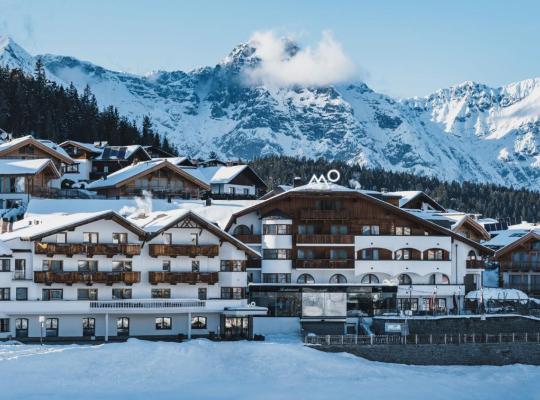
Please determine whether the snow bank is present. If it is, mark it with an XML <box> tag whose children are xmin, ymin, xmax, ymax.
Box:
<box><xmin>0</xmin><ymin>339</ymin><xmax>538</xmax><ymax>399</ymax></box>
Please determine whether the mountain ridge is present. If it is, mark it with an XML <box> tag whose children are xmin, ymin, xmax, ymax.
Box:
<box><xmin>0</xmin><ymin>35</ymin><xmax>539</xmax><ymax>189</ymax></box>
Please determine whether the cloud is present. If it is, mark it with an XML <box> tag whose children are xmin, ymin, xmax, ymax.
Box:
<box><xmin>245</xmin><ymin>30</ymin><xmax>356</xmax><ymax>87</ymax></box>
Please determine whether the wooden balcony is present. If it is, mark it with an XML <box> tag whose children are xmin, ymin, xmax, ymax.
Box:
<box><xmin>499</xmin><ymin>261</ymin><xmax>540</xmax><ymax>272</ymax></box>
<box><xmin>34</xmin><ymin>271</ymin><xmax>141</xmax><ymax>285</ymax></box>
<box><xmin>148</xmin><ymin>271</ymin><xmax>219</xmax><ymax>285</ymax></box>
<box><xmin>295</xmin><ymin>259</ymin><xmax>355</xmax><ymax>269</ymax></box>
<box><xmin>466</xmin><ymin>259</ymin><xmax>487</xmax><ymax>269</ymax></box>
<box><xmin>233</xmin><ymin>234</ymin><xmax>262</xmax><ymax>243</ymax></box>
<box><xmin>148</xmin><ymin>244</ymin><xmax>219</xmax><ymax>258</ymax></box>
<box><xmin>296</xmin><ymin>234</ymin><xmax>354</xmax><ymax>244</ymax></box>
<box><xmin>34</xmin><ymin>242</ymin><xmax>141</xmax><ymax>257</ymax></box>
<box><xmin>300</xmin><ymin>209</ymin><xmax>350</xmax><ymax>220</ymax></box>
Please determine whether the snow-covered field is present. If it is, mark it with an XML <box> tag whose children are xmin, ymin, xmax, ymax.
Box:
<box><xmin>0</xmin><ymin>338</ymin><xmax>538</xmax><ymax>400</ymax></box>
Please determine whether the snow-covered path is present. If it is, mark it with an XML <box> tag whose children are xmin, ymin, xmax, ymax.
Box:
<box><xmin>0</xmin><ymin>339</ymin><xmax>538</xmax><ymax>399</ymax></box>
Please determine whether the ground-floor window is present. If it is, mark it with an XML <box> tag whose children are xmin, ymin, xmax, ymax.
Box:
<box><xmin>82</xmin><ymin>318</ymin><xmax>95</xmax><ymax>336</ymax></box>
<box><xmin>151</xmin><ymin>288</ymin><xmax>171</xmax><ymax>299</ymax></box>
<box><xmin>223</xmin><ymin>317</ymin><xmax>249</xmax><ymax>339</ymax></box>
<box><xmin>397</xmin><ymin>298</ymin><xmax>419</xmax><ymax>312</ymax></box>
<box><xmin>45</xmin><ymin>318</ymin><xmax>58</xmax><ymax>337</ymax></box>
<box><xmin>0</xmin><ymin>318</ymin><xmax>9</xmax><ymax>332</ymax></box>
<box><xmin>155</xmin><ymin>317</ymin><xmax>172</xmax><ymax>330</ymax></box>
<box><xmin>15</xmin><ymin>318</ymin><xmax>28</xmax><ymax>337</ymax></box>
<box><xmin>117</xmin><ymin>317</ymin><xmax>129</xmax><ymax>336</ymax></box>
<box><xmin>191</xmin><ymin>316</ymin><xmax>207</xmax><ymax>329</ymax></box>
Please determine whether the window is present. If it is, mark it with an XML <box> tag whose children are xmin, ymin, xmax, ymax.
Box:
<box><xmin>426</xmin><ymin>249</ymin><xmax>444</xmax><ymax>261</ymax></box>
<box><xmin>163</xmin><ymin>233</ymin><xmax>172</xmax><ymax>245</ymax></box>
<box><xmin>262</xmin><ymin>273</ymin><xmax>291</xmax><ymax>283</ymax></box>
<box><xmin>112</xmin><ymin>260</ymin><xmax>132</xmax><ymax>272</ymax></box>
<box><xmin>361</xmin><ymin>225</ymin><xmax>380</xmax><ymax>235</ymax></box>
<box><xmin>56</xmin><ymin>232</ymin><xmax>67</xmax><ymax>243</ymax></box>
<box><xmin>297</xmin><ymin>248</ymin><xmax>314</xmax><ymax>260</ymax></box>
<box><xmin>220</xmin><ymin>260</ymin><xmax>245</xmax><ymax>272</ymax></box>
<box><xmin>330</xmin><ymin>249</ymin><xmax>348</xmax><ymax>260</ymax></box>
<box><xmin>162</xmin><ymin>260</ymin><xmax>171</xmax><ymax>272</ymax></box>
<box><xmin>297</xmin><ymin>274</ymin><xmax>315</xmax><ymax>284</ymax></box>
<box><xmin>233</xmin><ymin>225</ymin><xmax>251</xmax><ymax>235</ymax></box>
<box><xmin>78</xmin><ymin>260</ymin><xmax>98</xmax><ymax>272</ymax></box>
<box><xmin>117</xmin><ymin>317</ymin><xmax>129</xmax><ymax>336</ymax></box>
<box><xmin>0</xmin><ymin>259</ymin><xmax>10</xmax><ymax>272</ymax></box>
<box><xmin>45</xmin><ymin>318</ymin><xmax>58</xmax><ymax>337</ymax></box>
<box><xmin>440</xmin><ymin>274</ymin><xmax>450</xmax><ymax>284</ymax></box>
<box><xmin>83</xmin><ymin>232</ymin><xmax>99</xmax><ymax>244</ymax></box>
<box><xmin>112</xmin><ymin>233</ymin><xmax>127</xmax><ymax>244</ymax></box>
<box><xmin>395</xmin><ymin>226</ymin><xmax>411</xmax><ymax>236</ymax></box>
<box><xmin>78</xmin><ymin>289</ymin><xmax>98</xmax><ymax>300</ymax></box>
<box><xmin>0</xmin><ymin>319</ymin><xmax>9</xmax><ymax>332</ymax></box>
<box><xmin>15</xmin><ymin>288</ymin><xmax>27</xmax><ymax>301</ymax></box>
<box><xmin>191</xmin><ymin>316</ymin><xmax>207</xmax><ymax>329</ymax></box>
<box><xmin>330</xmin><ymin>225</ymin><xmax>348</xmax><ymax>235</ymax></box>
<box><xmin>42</xmin><ymin>259</ymin><xmax>63</xmax><ymax>272</ymax></box>
<box><xmin>395</xmin><ymin>249</ymin><xmax>411</xmax><ymax>261</ymax></box>
<box><xmin>112</xmin><ymin>288</ymin><xmax>132</xmax><ymax>300</ymax></box>
<box><xmin>243</xmin><ymin>188</ymin><xmax>249</xmax><ymax>195</ymax></box>
<box><xmin>155</xmin><ymin>317</ymin><xmax>172</xmax><ymax>330</ymax></box>
<box><xmin>298</xmin><ymin>224</ymin><xmax>315</xmax><ymax>235</ymax></box>
<box><xmin>329</xmin><ymin>274</ymin><xmax>347</xmax><ymax>284</ymax></box>
<box><xmin>191</xmin><ymin>260</ymin><xmax>200</xmax><ymax>273</ymax></box>
<box><xmin>263</xmin><ymin>249</ymin><xmax>291</xmax><ymax>260</ymax></box>
<box><xmin>15</xmin><ymin>318</ymin><xmax>28</xmax><ymax>337</ymax></box>
<box><xmin>82</xmin><ymin>318</ymin><xmax>95</xmax><ymax>336</ymax></box>
<box><xmin>151</xmin><ymin>289</ymin><xmax>171</xmax><ymax>299</ymax></box>
<box><xmin>198</xmin><ymin>288</ymin><xmax>207</xmax><ymax>300</ymax></box>
<box><xmin>361</xmin><ymin>274</ymin><xmax>379</xmax><ymax>284</ymax></box>
<box><xmin>428</xmin><ymin>274</ymin><xmax>437</xmax><ymax>285</ymax></box>
<box><xmin>103</xmin><ymin>165</ymin><xmax>109</xmax><ymax>174</ymax></box>
<box><xmin>397</xmin><ymin>298</ymin><xmax>418</xmax><ymax>312</ymax></box>
<box><xmin>14</xmin><ymin>259</ymin><xmax>26</xmax><ymax>278</ymax></box>
<box><xmin>42</xmin><ymin>289</ymin><xmax>63</xmax><ymax>301</ymax></box>
<box><xmin>358</xmin><ymin>248</ymin><xmax>380</xmax><ymax>260</ymax></box>
<box><xmin>221</xmin><ymin>287</ymin><xmax>245</xmax><ymax>299</ymax></box>
<box><xmin>315</xmin><ymin>199</ymin><xmax>341</xmax><ymax>210</ymax></box>
<box><xmin>0</xmin><ymin>288</ymin><xmax>10</xmax><ymax>300</ymax></box>
<box><xmin>398</xmin><ymin>274</ymin><xmax>412</xmax><ymax>285</ymax></box>
<box><xmin>532</xmin><ymin>241</ymin><xmax>540</xmax><ymax>251</ymax></box>
<box><xmin>263</xmin><ymin>224</ymin><xmax>291</xmax><ymax>235</ymax></box>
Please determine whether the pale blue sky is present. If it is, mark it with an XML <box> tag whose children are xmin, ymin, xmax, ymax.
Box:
<box><xmin>1</xmin><ymin>0</ymin><xmax>539</xmax><ymax>97</ymax></box>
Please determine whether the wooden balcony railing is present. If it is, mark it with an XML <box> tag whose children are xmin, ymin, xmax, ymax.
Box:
<box><xmin>499</xmin><ymin>261</ymin><xmax>540</xmax><ymax>272</ymax></box>
<box><xmin>220</xmin><ymin>260</ymin><xmax>247</xmax><ymax>272</ymax></box>
<box><xmin>295</xmin><ymin>259</ymin><xmax>355</xmax><ymax>269</ymax></box>
<box><xmin>296</xmin><ymin>234</ymin><xmax>354</xmax><ymax>244</ymax></box>
<box><xmin>466</xmin><ymin>259</ymin><xmax>487</xmax><ymax>269</ymax></box>
<box><xmin>503</xmin><ymin>283</ymin><xmax>540</xmax><ymax>295</ymax></box>
<box><xmin>34</xmin><ymin>271</ymin><xmax>141</xmax><ymax>285</ymax></box>
<box><xmin>233</xmin><ymin>234</ymin><xmax>262</xmax><ymax>243</ymax></box>
<box><xmin>300</xmin><ymin>209</ymin><xmax>350</xmax><ymax>220</ymax></box>
<box><xmin>148</xmin><ymin>244</ymin><xmax>219</xmax><ymax>258</ymax></box>
<box><xmin>148</xmin><ymin>271</ymin><xmax>219</xmax><ymax>285</ymax></box>
<box><xmin>34</xmin><ymin>242</ymin><xmax>141</xmax><ymax>257</ymax></box>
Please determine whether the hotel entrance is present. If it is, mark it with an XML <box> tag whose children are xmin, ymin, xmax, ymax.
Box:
<box><xmin>221</xmin><ymin>316</ymin><xmax>251</xmax><ymax>339</ymax></box>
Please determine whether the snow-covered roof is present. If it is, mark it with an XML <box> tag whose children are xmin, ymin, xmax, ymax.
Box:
<box><xmin>0</xmin><ymin>135</ymin><xmax>73</xmax><ymax>163</ymax></box>
<box><xmin>37</xmin><ymin>139</ymin><xmax>71</xmax><ymax>158</ymax></box>
<box><xmin>87</xmin><ymin>160</ymin><xmax>209</xmax><ymax>190</ymax></box>
<box><xmin>465</xmin><ymin>288</ymin><xmax>528</xmax><ymax>301</ymax></box>
<box><xmin>387</xmin><ymin>191</ymin><xmax>423</xmax><ymax>207</ymax></box>
<box><xmin>484</xmin><ymin>228</ymin><xmax>539</xmax><ymax>249</ymax></box>
<box><xmin>181</xmin><ymin>165</ymin><xmax>265</xmax><ymax>187</ymax></box>
<box><xmin>0</xmin><ymin>158</ymin><xmax>60</xmax><ymax>176</ymax></box>
<box><xmin>95</xmin><ymin>145</ymin><xmax>149</xmax><ymax>160</ymax></box>
<box><xmin>60</xmin><ymin>140</ymin><xmax>103</xmax><ymax>154</ymax></box>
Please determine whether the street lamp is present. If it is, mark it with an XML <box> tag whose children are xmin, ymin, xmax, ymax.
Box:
<box><xmin>38</xmin><ymin>315</ymin><xmax>44</xmax><ymax>346</ymax></box>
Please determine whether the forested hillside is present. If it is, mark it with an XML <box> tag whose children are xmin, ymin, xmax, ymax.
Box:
<box><xmin>250</xmin><ymin>156</ymin><xmax>540</xmax><ymax>223</ymax></box>
<box><xmin>0</xmin><ymin>62</ymin><xmax>177</xmax><ymax>154</ymax></box>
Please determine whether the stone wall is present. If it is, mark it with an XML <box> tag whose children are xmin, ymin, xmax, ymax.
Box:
<box><xmin>316</xmin><ymin>342</ymin><xmax>540</xmax><ymax>365</ymax></box>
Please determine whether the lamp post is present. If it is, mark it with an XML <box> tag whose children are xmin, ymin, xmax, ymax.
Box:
<box><xmin>38</xmin><ymin>315</ymin><xmax>45</xmax><ymax>346</ymax></box>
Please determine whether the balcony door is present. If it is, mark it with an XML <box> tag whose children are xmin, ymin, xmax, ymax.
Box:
<box><xmin>117</xmin><ymin>317</ymin><xmax>129</xmax><ymax>337</ymax></box>
<box><xmin>14</xmin><ymin>259</ymin><xmax>26</xmax><ymax>280</ymax></box>
<box><xmin>15</xmin><ymin>318</ymin><xmax>28</xmax><ymax>338</ymax></box>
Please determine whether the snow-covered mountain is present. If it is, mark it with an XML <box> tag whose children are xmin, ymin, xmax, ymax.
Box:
<box><xmin>1</xmin><ymin>36</ymin><xmax>540</xmax><ymax>189</ymax></box>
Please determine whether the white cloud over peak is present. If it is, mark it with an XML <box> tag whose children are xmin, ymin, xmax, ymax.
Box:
<box><xmin>245</xmin><ymin>30</ymin><xmax>356</xmax><ymax>87</ymax></box>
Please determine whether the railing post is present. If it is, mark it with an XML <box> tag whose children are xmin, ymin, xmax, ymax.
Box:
<box><xmin>525</xmin><ymin>332</ymin><xmax>528</xmax><ymax>343</ymax></box>
<box><xmin>499</xmin><ymin>333</ymin><xmax>502</xmax><ymax>344</ymax></box>
<box><xmin>415</xmin><ymin>334</ymin><xmax>418</xmax><ymax>345</ymax></box>
<box><xmin>341</xmin><ymin>335</ymin><xmax>344</xmax><ymax>345</ymax></box>
<box><xmin>512</xmin><ymin>333</ymin><xmax>515</xmax><ymax>343</ymax></box>
<box><xmin>429</xmin><ymin>334</ymin><xmax>432</xmax><ymax>344</ymax></box>
<box><xmin>104</xmin><ymin>312</ymin><xmax>109</xmax><ymax>342</ymax></box>
<box><xmin>473</xmin><ymin>333</ymin><xmax>475</xmax><ymax>344</ymax></box>
<box><xmin>444</xmin><ymin>334</ymin><xmax>447</xmax><ymax>345</ymax></box>
<box><xmin>326</xmin><ymin>335</ymin><xmax>330</xmax><ymax>346</ymax></box>
<box><xmin>370</xmin><ymin>335</ymin><xmax>374</xmax><ymax>345</ymax></box>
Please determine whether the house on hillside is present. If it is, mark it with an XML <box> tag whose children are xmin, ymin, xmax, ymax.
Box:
<box><xmin>388</xmin><ymin>191</ymin><xmax>447</xmax><ymax>212</ymax></box>
<box><xmin>89</xmin><ymin>145</ymin><xmax>152</xmax><ymax>180</ymax></box>
<box><xmin>86</xmin><ymin>160</ymin><xmax>210</xmax><ymax>199</ymax></box>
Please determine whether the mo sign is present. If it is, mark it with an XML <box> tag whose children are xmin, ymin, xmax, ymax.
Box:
<box><xmin>308</xmin><ymin>169</ymin><xmax>341</xmax><ymax>185</ymax></box>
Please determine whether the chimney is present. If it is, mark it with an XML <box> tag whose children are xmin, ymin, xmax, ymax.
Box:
<box><xmin>7</xmin><ymin>220</ymin><xmax>13</xmax><ymax>233</ymax></box>
<box><xmin>293</xmin><ymin>177</ymin><xmax>303</xmax><ymax>188</ymax></box>
<box><xmin>1</xmin><ymin>220</ymin><xmax>6</xmax><ymax>233</ymax></box>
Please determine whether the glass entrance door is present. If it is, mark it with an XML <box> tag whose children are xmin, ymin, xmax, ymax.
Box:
<box><xmin>223</xmin><ymin>317</ymin><xmax>249</xmax><ymax>339</ymax></box>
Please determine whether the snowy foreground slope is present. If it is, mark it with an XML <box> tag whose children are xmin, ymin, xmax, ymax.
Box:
<box><xmin>0</xmin><ymin>339</ymin><xmax>538</xmax><ymax>400</ymax></box>
<box><xmin>2</xmin><ymin>36</ymin><xmax>540</xmax><ymax>188</ymax></box>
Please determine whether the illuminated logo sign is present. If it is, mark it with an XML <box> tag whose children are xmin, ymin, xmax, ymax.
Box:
<box><xmin>308</xmin><ymin>169</ymin><xmax>341</xmax><ymax>186</ymax></box>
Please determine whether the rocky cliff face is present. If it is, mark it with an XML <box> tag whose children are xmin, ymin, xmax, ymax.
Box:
<box><xmin>1</xmin><ymin>36</ymin><xmax>539</xmax><ymax>189</ymax></box>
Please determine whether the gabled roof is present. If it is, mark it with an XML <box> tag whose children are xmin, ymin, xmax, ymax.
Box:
<box><xmin>225</xmin><ymin>182</ymin><xmax>493</xmax><ymax>254</ymax></box>
<box><xmin>87</xmin><ymin>160</ymin><xmax>210</xmax><ymax>190</ymax></box>
<box><xmin>0</xmin><ymin>210</ymin><xmax>146</xmax><ymax>242</ymax></box>
<box><xmin>131</xmin><ymin>209</ymin><xmax>260</xmax><ymax>259</ymax></box>
<box><xmin>182</xmin><ymin>165</ymin><xmax>267</xmax><ymax>188</ymax></box>
<box><xmin>449</xmin><ymin>215</ymin><xmax>491</xmax><ymax>241</ymax></box>
<box><xmin>494</xmin><ymin>231</ymin><xmax>540</xmax><ymax>259</ymax></box>
<box><xmin>95</xmin><ymin>145</ymin><xmax>151</xmax><ymax>161</ymax></box>
<box><xmin>388</xmin><ymin>190</ymin><xmax>446</xmax><ymax>212</ymax></box>
<box><xmin>60</xmin><ymin>140</ymin><xmax>103</xmax><ymax>155</ymax></box>
<box><xmin>0</xmin><ymin>135</ymin><xmax>74</xmax><ymax>164</ymax></box>
<box><xmin>0</xmin><ymin>158</ymin><xmax>61</xmax><ymax>178</ymax></box>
